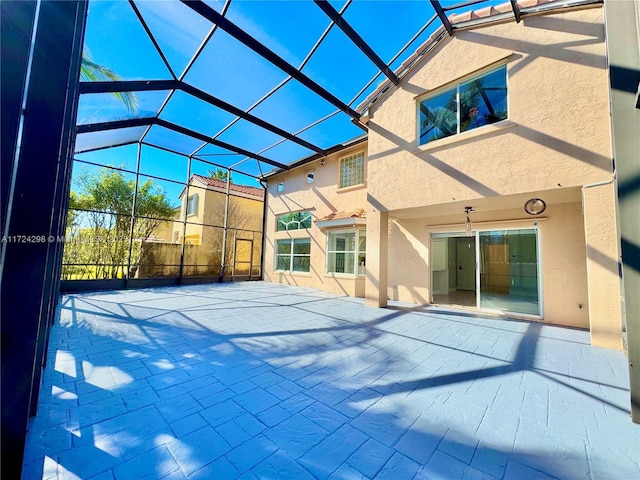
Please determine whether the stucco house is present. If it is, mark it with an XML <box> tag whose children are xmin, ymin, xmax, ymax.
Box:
<box><xmin>172</xmin><ymin>174</ymin><xmax>264</xmax><ymax>244</ymax></box>
<box><xmin>148</xmin><ymin>174</ymin><xmax>265</xmax><ymax>278</ymax></box>
<box><xmin>263</xmin><ymin>0</ymin><xmax>624</xmax><ymax>350</ymax></box>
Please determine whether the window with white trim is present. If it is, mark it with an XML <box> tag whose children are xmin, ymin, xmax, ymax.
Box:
<box><xmin>186</xmin><ymin>193</ymin><xmax>198</xmax><ymax>216</ymax></box>
<box><xmin>339</xmin><ymin>152</ymin><xmax>365</xmax><ymax>189</ymax></box>
<box><xmin>276</xmin><ymin>211</ymin><xmax>312</xmax><ymax>232</ymax></box>
<box><xmin>326</xmin><ymin>229</ymin><xmax>366</xmax><ymax>275</ymax></box>
<box><xmin>418</xmin><ymin>65</ymin><xmax>507</xmax><ymax>145</ymax></box>
<box><xmin>276</xmin><ymin>238</ymin><xmax>310</xmax><ymax>272</ymax></box>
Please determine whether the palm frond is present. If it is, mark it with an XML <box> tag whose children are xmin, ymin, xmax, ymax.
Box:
<box><xmin>81</xmin><ymin>54</ymin><xmax>139</xmax><ymax>113</ymax></box>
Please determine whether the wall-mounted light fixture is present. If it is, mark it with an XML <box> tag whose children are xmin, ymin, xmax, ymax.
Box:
<box><xmin>524</xmin><ymin>198</ymin><xmax>546</xmax><ymax>215</ymax></box>
<box><xmin>464</xmin><ymin>206</ymin><xmax>475</xmax><ymax>237</ymax></box>
<box><xmin>320</xmin><ymin>159</ymin><xmax>325</xmax><ymax>166</ymax></box>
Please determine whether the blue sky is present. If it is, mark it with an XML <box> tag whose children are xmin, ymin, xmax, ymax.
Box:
<box><xmin>75</xmin><ymin>0</ymin><xmax>504</xmax><ymax>201</ymax></box>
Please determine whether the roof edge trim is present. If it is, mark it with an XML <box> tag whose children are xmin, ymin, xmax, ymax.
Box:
<box><xmin>316</xmin><ymin>217</ymin><xmax>367</xmax><ymax>229</ymax></box>
<box><xmin>261</xmin><ymin>135</ymin><xmax>368</xmax><ymax>179</ymax></box>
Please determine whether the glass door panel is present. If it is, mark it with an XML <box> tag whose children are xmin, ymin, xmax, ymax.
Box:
<box><xmin>479</xmin><ymin>229</ymin><xmax>540</xmax><ymax>316</ymax></box>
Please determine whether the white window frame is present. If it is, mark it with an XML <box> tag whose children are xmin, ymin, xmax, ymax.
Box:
<box><xmin>338</xmin><ymin>152</ymin><xmax>365</xmax><ymax>189</ymax></box>
<box><xmin>417</xmin><ymin>65</ymin><xmax>508</xmax><ymax>146</ymax></box>
<box><xmin>186</xmin><ymin>193</ymin><xmax>198</xmax><ymax>216</ymax></box>
<box><xmin>275</xmin><ymin>238</ymin><xmax>311</xmax><ymax>272</ymax></box>
<box><xmin>276</xmin><ymin>211</ymin><xmax>312</xmax><ymax>232</ymax></box>
<box><xmin>326</xmin><ymin>228</ymin><xmax>366</xmax><ymax>276</ymax></box>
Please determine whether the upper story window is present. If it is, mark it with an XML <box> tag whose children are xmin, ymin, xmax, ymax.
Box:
<box><xmin>276</xmin><ymin>211</ymin><xmax>312</xmax><ymax>232</ymax></box>
<box><xmin>418</xmin><ymin>65</ymin><xmax>507</xmax><ymax>145</ymax></box>
<box><xmin>186</xmin><ymin>193</ymin><xmax>198</xmax><ymax>216</ymax></box>
<box><xmin>339</xmin><ymin>152</ymin><xmax>365</xmax><ymax>189</ymax></box>
<box><xmin>326</xmin><ymin>229</ymin><xmax>366</xmax><ymax>275</ymax></box>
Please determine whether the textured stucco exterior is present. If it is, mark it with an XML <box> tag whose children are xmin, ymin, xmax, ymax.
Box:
<box><xmin>385</xmin><ymin>200</ymin><xmax>590</xmax><ymax>329</ymax></box>
<box><xmin>582</xmin><ymin>182</ymin><xmax>623</xmax><ymax>349</ymax></box>
<box><xmin>366</xmin><ymin>7</ymin><xmax>611</xmax><ymax>211</ymax></box>
<box><xmin>172</xmin><ymin>184</ymin><xmax>264</xmax><ymax>246</ymax></box>
<box><xmin>263</xmin><ymin>141</ymin><xmax>368</xmax><ymax>297</ymax></box>
<box><xmin>263</xmin><ymin>4</ymin><xmax>623</xmax><ymax>349</ymax></box>
<box><xmin>149</xmin><ymin>179</ymin><xmax>264</xmax><ymax>277</ymax></box>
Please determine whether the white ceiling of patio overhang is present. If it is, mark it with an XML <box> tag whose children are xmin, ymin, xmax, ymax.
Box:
<box><xmin>75</xmin><ymin>0</ymin><xmax>601</xmax><ymax>181</ymax></box>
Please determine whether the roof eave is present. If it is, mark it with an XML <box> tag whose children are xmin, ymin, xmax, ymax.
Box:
<box><xmin>316</xmin><ymin>217</ymin><xmax>367</xmax><ymax>229</ymax></box>
<box><xmin>260</xmin><ymin>135</ymin><xmax>368</xmax><ymax>180</ymax></box>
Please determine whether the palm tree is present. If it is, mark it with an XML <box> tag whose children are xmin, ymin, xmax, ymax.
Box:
<box><xmin>80</xmin><ymin>53</ymin><xmax>138</xmax><ymax>112</ymax></box>
<box><xmin>208</xmin><ymin>168</ymin><xmax>231</xmax><ymax>182</ymax></box>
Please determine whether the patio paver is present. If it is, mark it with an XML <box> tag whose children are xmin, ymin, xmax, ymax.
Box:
<box><xmin>22</xmin><ymin>282</ymin><xmax>640</xmax><ymax>479</ymax></box>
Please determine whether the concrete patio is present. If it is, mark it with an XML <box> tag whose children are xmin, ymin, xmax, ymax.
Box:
<box><xmin>22</xmin><ymin>282</ymin><xmax>639</xmax><ymax>479</ymax></box>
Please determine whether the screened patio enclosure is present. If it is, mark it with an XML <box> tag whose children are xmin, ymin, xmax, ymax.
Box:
<box><xmin>68</xmin><ymin>0</ymin><xmax>586</xmax><ymax>291</ymax></box>
<box><xmin>4</xmin><ymin>0</ymin><xmax>640</xmax><ymax>476</ymax></box>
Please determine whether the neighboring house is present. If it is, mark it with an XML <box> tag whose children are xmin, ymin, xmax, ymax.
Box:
<box><xmin>147</xmin><ymin>174</ymin><xmax>264</xmax><ymax>278</ymax></box>
<box><xmin>263</xmin><ymin>0</ymin><xmax>624</xmax><ymax>350</ymax></box>
<box><xmin>173</xmin><ymin>174</ymin><xmax>264</xmax><ymax>245</ymax></box>
<box><xmin>151</xmin><ymin>206</ymin><xmax>181</xmax><ymax>245</ymax></box>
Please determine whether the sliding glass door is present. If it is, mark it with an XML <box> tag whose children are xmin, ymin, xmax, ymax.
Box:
<box><xmin>478</xmin><ymin>229</ymin><xmax>540</xmax><ymax>316</ymax></box>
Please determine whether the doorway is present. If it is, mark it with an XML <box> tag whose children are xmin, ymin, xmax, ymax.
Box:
<box><xmin>431</xmin><ymin>234</ymin><xmax>477</xmax><ymax>308</ymax></box>
<box><xmin>431</xmin><ymin>229</ymin><xmax>541</xmax><ymax>316</ymax></box>
<box><xmin>233</xmin><ymin>238</ymin><xmax>253</xmax><ymax>280</ymax></box>
<box><xmin>479</xmin><ymin>229</ymin><xmax>540</xmax><ymax>316</ymax></box>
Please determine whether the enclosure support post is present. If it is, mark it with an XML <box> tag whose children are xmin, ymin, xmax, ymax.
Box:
<box><xmin>219</xmin><ymin>168</ymin><xmax>231</xmax><ymax>281</ymax></box>
<box><xmin>0</xmin><ymin>1</ymin><xmax>87</xmax><ymax>476</ymax></box>
<box><xmin>604</xmin><ymin>0</ymin><xmax>640</xmax><ymax>423</ymax></box>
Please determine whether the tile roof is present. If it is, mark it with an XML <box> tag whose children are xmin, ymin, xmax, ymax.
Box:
<box><xmin>192</xmin><ymin>174</ymin><xmax>264</xmax><ymax>199</ymax></box>
<box><xmin>316</xmin><ymin>209</ymin><xmax>367</xmax><ymax>222</ymax></box>
<box><xmin>448</xmin><ymin>0</ymin><xmax>552</xmax><ymax>23</ymax></box>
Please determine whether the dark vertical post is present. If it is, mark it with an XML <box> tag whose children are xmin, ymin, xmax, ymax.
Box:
<box><xmin>604</xmin><ymin>0</ymin><xmax>640</xmax><ymax>423</ymax></box>
<box><xmin>1</xmin><ymin>1</ymin><xmax>37</xmax><ymax>226</ymax></box>
<box><xmin>220</xmin><ymin>168</ymin><xmax>231</xmax><ymax>281</ymax></box>
<box><xmin>248</xmin><ymin>238</ymin><xmax>254</xmax><ymax>281</ymax></box>
<box><xmin>259</xmin><ymin>183</ymin><xmax>268</xmax><ymax>280</ymax></box>
<box><xmin>126</xmin><ymin>143</ymin><xmax>144</xmax><ymax>284</ymax></box>
<box><xmin>179</xmin><ymin>155</ymin><xmax>193</xmax><ymax>282</ymax></box>
<box><xmin>31</xmin><ymin>0</ymin><xmax>86</xmax><ymax>420</ymax></box>
<box><xmin>0</xmin><ymin>1</ymin><xmax>88</xmax><ymax>477</ymax></box>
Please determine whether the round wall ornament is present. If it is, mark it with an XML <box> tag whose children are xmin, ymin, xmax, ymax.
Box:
<box><xmin>524</xmin><ymin>198</ymin><xmax>546</xmax><ymax>215</ymax></box>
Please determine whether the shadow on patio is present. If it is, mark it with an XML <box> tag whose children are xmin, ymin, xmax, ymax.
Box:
<box><xmin>22</xmin><ymin>283</ymin><xmax>639</xmax><ymax>479</ymax></box>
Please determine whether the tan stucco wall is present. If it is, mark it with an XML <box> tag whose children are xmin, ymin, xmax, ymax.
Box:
<box><xmin>261</xmin><ymin>5</ymin><xmax>623</xmax><ymax>348</ymax></box>
<box><xmin>361</xmin><ymin>5</ymin><xmax>622</xmax><ymax>343</ymax></box>
<box><xmin>163</xmin><ymin>186</ymin><xmax>264</xmax><ymax>274</ymax></box>
<box><xmin>583</xmin><ymin>182</ymin><xmax>623</xmax><ymax>349</ymax></box>
<box><xmin>200</xmin><ymin>190</ymin><xmax>264</xmax><ymax>231</ymax></box>
<box><xmin>174</xmin><ymin>185</ymin><xmax>207</xmax><ymax>245</ymax></box>
<box><xmin>367</xmin><ymin>7</ymin><xmax>612</xmax><ymax>212</ymax></box>
<box><xmin>172</xmin><ymin>188</ymin><xmax>263</xmax><ymax>242</ymax></box>
<box><xmin>388</xmin><ymin>201</ymin><xmax>590</xmax><ymax>328</ymax></box>
<box><xmin>264</xmin><ymin>143</ymin><xmax>368</xmax><ymax>296</ymax></box>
